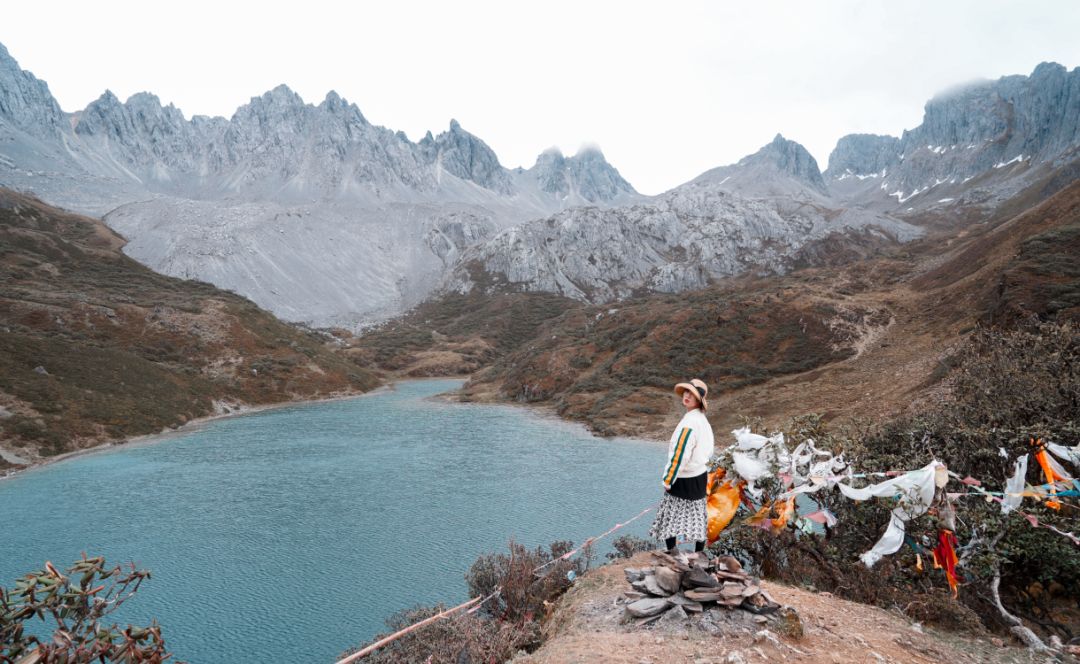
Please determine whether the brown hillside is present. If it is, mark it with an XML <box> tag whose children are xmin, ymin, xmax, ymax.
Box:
<box><xmin>0</xmin><ymin>189</ymin><xmax>379</xmax><ymax>466</ymax></box>
<box><xmin>356</xmin><ymin>173</ymin><xmax>1080</xmax><ymax>439</ymax></box>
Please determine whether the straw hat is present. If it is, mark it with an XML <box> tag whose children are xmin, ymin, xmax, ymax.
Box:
<box><xmin>674</xmin><ymin>378</ymin><xmax>708</xmax><ymax>411</ymax></box>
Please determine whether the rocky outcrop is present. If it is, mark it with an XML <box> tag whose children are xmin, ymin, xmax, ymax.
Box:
<box><xmin>826</xmin><ymin>62</ymin><xmax>1080</xmax><ymax>207</ymax></box>
<box><xmin>527</xmin><ymin>145</ymin><xmax>637</xmax><ymax>204</ymax></box>
<box><xmin>0</xmin><ymin>43</ymin><xmax>65</xmax><ymax>138</ymax></box>
<box><xmin>692</xmin><ymin>134</ymin><xmax>829</xmax><ymax>199</ymax></box>
<box><xmin>420</xmin><ymin>120</ymin><xmax>513</xmax><ymax>194</ymax></box>
<box><xmin>448</xmin><ymin>175</ymin><xmax>920</xmax><ymax>302</ymax></box>
<box><xmin>824</xmin><ymin>134</ymin><xmax>900</xmax><ymax>178</ymax></box>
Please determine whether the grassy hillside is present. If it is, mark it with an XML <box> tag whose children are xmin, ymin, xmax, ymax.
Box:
<box><xmin>0</xmin><ymin>189</ymin><xmax>379</xmax><ymax>462</ymax></box>
<box><xmin>354</xmin><ymin>171</ymin><xmax>1080</xmax><ymax>439</ymax></box>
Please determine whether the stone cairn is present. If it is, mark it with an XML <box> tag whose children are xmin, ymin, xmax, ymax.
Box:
<box><xmin>622</xmin><ymin>551</ymin><xmax>801</xmax><ymax>635</ymax></box>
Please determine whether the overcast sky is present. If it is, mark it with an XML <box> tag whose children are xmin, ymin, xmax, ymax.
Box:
<box><xmin>4</xmin><ymin>1</ymin><xmax>1079</xmax><ymax>194</ymax></box>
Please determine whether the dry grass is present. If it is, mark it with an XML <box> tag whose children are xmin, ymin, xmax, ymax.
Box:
<box><xmin>0</xmin><ymin>189</ymin><xmax>379</xmax><ymax>460</ymax></box>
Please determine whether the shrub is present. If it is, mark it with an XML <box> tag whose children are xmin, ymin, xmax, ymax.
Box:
<box><xmin>607</xmin><ymin>535</ymin><xmax>654</xmax><ymax>560</ymax></box>
<box><xmin>465</xmin><ymin>540</ymin><xmax>588</xmax><ymax>624</ymax></box>
<box><xmin>712</xmin><ymin>319</ymin><xmax>1080</xmax><ymax>639</ymax></box>
<box><xmin>345</xmin><ymin>604</ymin><xmax>533</xmax><ymax>664</ymax></box>
<box><xmin>344</xmin><ymin>540</ymin><xmax>589</xmax><ymax>662</ymax></box>
<box><xmin>0</xmin><ymin>555</ymin><xmax>174</xmax><ymax>663</ymax></box>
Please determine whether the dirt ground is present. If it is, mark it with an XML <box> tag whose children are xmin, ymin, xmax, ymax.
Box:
<box><xmin>513</xmin><ymin>553</ymin><xmax>1057</xmax><ymax>664</ymax></box>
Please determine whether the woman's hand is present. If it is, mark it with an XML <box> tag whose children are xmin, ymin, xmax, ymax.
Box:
<box><xmin>663</xmin><ymin>482</ymin><xmax>671</xmax><ymax>491</ymax></box>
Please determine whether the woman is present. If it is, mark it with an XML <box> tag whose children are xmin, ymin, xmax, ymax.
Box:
<box><xmin>648</xmin><ymin>378</ymin><xmax>715</xmax><ymax>555</ymax></box>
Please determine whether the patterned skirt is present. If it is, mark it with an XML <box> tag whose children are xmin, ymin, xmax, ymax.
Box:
<box><xmin>648</xmin><ymin>492</ymin><xmax>708</xmax><ymax>542</ymax></box>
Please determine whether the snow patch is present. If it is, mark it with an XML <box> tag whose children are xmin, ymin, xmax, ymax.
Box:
<box><xmin>993</xmin><ymin>154</ymin><xmax>1026</xmax><ymax>169</ymax></box>
<box><xmin>890</xmin><ymin>186</ymin><xmax>928</xmax><ymax>204</ymax></box>
<box><xmin>837</xmin><ymin>169</ymin><xmax>881</xmax><ymax>181</ymax></box>
<box><xmin>937</xmin><ymin>198</ymin><xmax>954</xmax><ymax>203</ymax></box>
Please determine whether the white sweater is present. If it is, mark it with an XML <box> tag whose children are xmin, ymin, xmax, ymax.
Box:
<box><xmin>662</xmin><ymin>408</ymin><xmax>715</xmax><ymax>485</ymax></box>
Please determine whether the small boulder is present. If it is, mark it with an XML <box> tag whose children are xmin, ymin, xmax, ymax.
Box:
<box><xmin>625</xmin><ymin>597</ymin><xmax>673</xmax><ymax>618</ymax></box>
<box><xmin>684</xmin><ymin>588</ymin><xmax>725</xmax><ymax>602</ymax></box>
<box><xmin>625</xmin><ymin>568</ymin><xmax>646</xmax><ymax>583</ymax></box>
<box><xmin>716</xmin><ymin>555</ymin><xmax>742</xmax><ymax>573</ymax></box>
<box><xmin>774</xmin><ymin>606</ymin><xmax>804</xmax><ymax>639</ymax></box>
<box><xmin>643</xmin><ymin>574</ymin><xmax>669</xmax><ymax>597</ymax></box>
<box><xmin>683</xmin><ymin>567</ymin><xmax>720</xmax><ymax>589</ymax></box>
<box><xmin>654</xmin><ymin>566</ymin><xmax>683</xmax><ymax>594</ymax></box>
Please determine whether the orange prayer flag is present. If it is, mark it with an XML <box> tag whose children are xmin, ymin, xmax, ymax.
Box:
<box><xmin>1033</xmin><ymin>438</ymin><xmax>1069</xmax><ymax>510</ymax></box>
<box><xmin>706</xmin><ymin>469</ymin><xmax>742</xmax><ymax>544</ymax></box>
<box><xmin>741</xmin><ymin>497</ymin><xmax>795</xmax><ymax>535</ymax></box>
<box><xmin>931</xmin><ymin>529</ymin><xmax>962</xmax><ymax>597</ymax></box>
<box><xmin>770</xmin><ymin>497</ymin><xmax>796</xmax><ymax>534</ymax></box>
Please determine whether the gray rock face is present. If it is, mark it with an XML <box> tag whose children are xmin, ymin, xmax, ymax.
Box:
<box><xmin>691</xmin><ymin>134</ymin><xmax>829</xmax><ymax>198</ymax></box>
<box><xmin>527</xmin><ymin>145</ymin><xmax>636</xmax><ymax>204</ymax></box>
<box><xmin>826</xmin><ymin>62</ymin><xmax>1080</xmax><ymax>208</ymax></box>
<box><xmin>448</xmin><ymin>177</ymin><xmax>921</xmax><ymax>302</ymax></box>
<box><xmin>0</xmin><ymin>43</ymin><xmax>65</xmax><ymax>138</ymax></box>
<box><xmin>824</xmin><ymin>134</ymin><xmax>900</xmax><ymax>178</ymax></box>
<box><xmin>0</xmin><ymin>40</ymin><xmax>643</xmax><ymax>326</ymax></box>
<box><xmin>420</xmin><ymin>119</ymin><xmax>513</xmax><ymax>194</ymax></box>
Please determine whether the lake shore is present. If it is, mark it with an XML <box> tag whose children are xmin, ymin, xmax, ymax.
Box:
<box><xmin>0</xmin><ymin>383</ymin><xmax>409</xmax><ymax>482</ymax></box>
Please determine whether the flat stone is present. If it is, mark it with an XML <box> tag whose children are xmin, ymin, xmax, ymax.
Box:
<box><xmin>716</xmin><ymin>555</ymin><xmax>743</xmax><ymax>573</ymax></box>
<box><xmin>630</xmin><ymin>579</ymin><xmax>652</xmax><ymax>594</ymax></box>
<box><xmin>720</xmin><ymin>583</ymin><xmax>746</xmax><ymax>598</ymax></box>
<box><xmin>683</xmin><ymin>567</ymin><xmax>720</xmax><ymax>589</ymax></box>
<box><xmin>715</xmin><ymin>570</ymin><xmax>751</xmax><ymax>582</ymax></box>
<box><xmin>650</xmin><ymin>551</ymin><xmax>690</xmax><ymax>571</ymax></box>
<box><xmin>684</xmin><ymin>589</ymin><xmax>725</xmax><ymax>602</ymax></box>
<box><xmin>626</xmin><ymin>597</ymin><xmax>674</xmax><ymax>618</ymax></box>
<box><xmin>625</xmin><ymin>568</ymin><xmax>646</xmax><ymax>583</ymax></box>
<box><xmin>644</xmin><ymin>574</ymin><xmax>669</xmax><ymax>597</ymax></box>
<box><xmin>654</xmin><ymin>566</ymin><xmax>683</xmax><ymax>594</ymax></box>
<box><xmin>668</xmin><ymin>592</ymin><xmax>695</xmax><ymax>607</ymax></box>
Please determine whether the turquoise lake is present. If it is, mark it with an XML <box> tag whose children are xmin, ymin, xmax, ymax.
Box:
<box><xmin>0</xmin><ymin>379</ymin><xmax>665</xmax><ymax>663</ymax></box>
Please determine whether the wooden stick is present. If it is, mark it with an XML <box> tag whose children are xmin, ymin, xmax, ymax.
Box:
<box><xmin>334</xmin><ymin>595</ymin><xmax>483</xmax><ymax>664</ymax></box>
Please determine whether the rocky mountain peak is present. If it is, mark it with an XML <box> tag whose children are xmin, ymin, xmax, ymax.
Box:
<box><xmin>74</xmin><ymin>90</ymin><xmax>128</xmax><ymax>136</ymax></box>
<box><xmin>827</xmin><ymin>61</ymin><xmax>1080</xmax><ymax>207</ymax></box>
<box><xmin>536</xmin><ymin>146</ymin><xmax>565</xmax><ymax>162</ymax></box>
<box><xmin>319</xmin><ymin>90</ymin><xmax>367</xmax><ymax>124</ymax></box>
<box><xmin>743</xmin><ymin>134</ymin><xmax>828</xmax><ymax>192</ymax></box>
<box><xmin>423</xmin><ymin>119</ymin><xmax>512</xmax><ymax>194</ymax></box>
<box><xmin>824</xmin><ymin>134</ymin><xmax>900</xmax><ymax>179</ymax></box>
<box><xmin>0</xmin><ymin>44</ymin><xmax>65</xmax><ymax>136</ymax></box>
<box><xmin>528</xmin><ymin>145</ymin><xmax>635</xmax><ymax>202</ymax></box>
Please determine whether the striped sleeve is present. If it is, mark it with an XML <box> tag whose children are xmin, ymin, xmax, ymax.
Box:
<box><xmin>663</xmin><ymin>427</ymin><xmax>693</xmax><ymax>485</ymax></box>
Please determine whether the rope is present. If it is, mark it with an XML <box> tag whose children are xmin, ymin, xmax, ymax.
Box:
<box><xmin>333</xmin><ymin>503</ymin><xmax>656</xmax><ymax>662</ymax></box>
<box><xmin>335</xmin><ymin>596</ymin><xmax>484</xmax><ymax>664</ymax></box>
